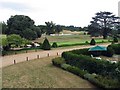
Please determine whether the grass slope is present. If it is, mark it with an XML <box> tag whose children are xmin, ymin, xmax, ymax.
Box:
<box><xmin>2</xmin><ymin>56</ymin><xmax>96</xmax><ymax>88</ymax></box>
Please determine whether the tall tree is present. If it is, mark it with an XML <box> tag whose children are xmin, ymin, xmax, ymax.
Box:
<box><xmin>45</xmin><ymin>21</ymin><xmax>55</xmax><ymax>35</ymax></box>
<box><xmin>55</xmin><ymin>25</ymin><xmax>62</xmax><ymax>34</ymax></box>
<box><xmin>7</xmin><ymin>15</ymin><xmax>37</xmax><ymax>40</ymax></box>
<box><xmin>1</xmin><ymin>22</ymin><xmax>8</xmax><ymax>34</ymax></box>
<box><xmin>89</xmin><ymin>11</ymin><xmax>119</xmax><ymax>39</ymax></box>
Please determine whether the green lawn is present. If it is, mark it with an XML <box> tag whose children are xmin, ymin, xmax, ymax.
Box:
<box><xmin>35</xmin><ymin>34</ymin><xmax>111</xmax><ymax>46</ymax></box>
<box><xmin>2</xmin><ymin>56</ymin><xmax>96</xmax><ymax>88</ymax></box>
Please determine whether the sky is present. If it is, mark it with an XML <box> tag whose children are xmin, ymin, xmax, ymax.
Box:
<box><xmin>0</xmin><ymin>0</ymin><xmax>119</xmax><ymax>27</ymax></box>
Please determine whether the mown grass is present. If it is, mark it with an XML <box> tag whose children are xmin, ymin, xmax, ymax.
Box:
<box><xmin>2</xmin><ymin>56</ymin><xmax>96</xmax><ymax>88</ymax></box>
<box><xmin>2</xmin><ymin>34</ymin><xmax>111</xmax><ymax>56</ymax></box>
<box><xmin>35</xmin><ymin>34</ymin><xmax>110</xmax><ymax>46</ymax></box>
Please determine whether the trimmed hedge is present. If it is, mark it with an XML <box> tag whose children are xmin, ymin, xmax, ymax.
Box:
<box><xmin>90</xmin><ymin>39</ymin><xmax>96</xmax><ymax>45</ymax></box>
<box><xmin>84</xmin><ymin>74</ymin><xmax>120</xmax><ymax>88</ymax></box>
<box><xmin>52</xmin><ymin>57</ymin><xmax>120</xmax><ymax>88</ymax></box>
<box><xmin>42</xmin><ymin>38</ymin><xmax>51</xmax><ymax>50</ymax></box>
<box><xmin>52</xmin><ymin>58</ymin><xmax>88</xmax><ymax>78</ymax></box>
<box><xmin>52</xmin><ymin>57</ymin><xmax>65</xmax><ymax>67</ymax></box>
<box><xmin>109</xmin><ymin>44</ymin><xmax>120</xmax><ymax>54</ymax></box>
<box><xmin>62</xmin><ymin>51</ymin><xmax>118</xmax><ymax>77</ymax></box>
<box><xmin>102</xmin><ymin>46</ymin><xmax>114</xmax><ymax>57</ymax></box>
<box><xmin>52</xmin><ymin>42</ymin><xmax>58</xmax><ymax>48</ymax></box>
<box><xmin>69</xmin><ymin>48</ymin><xmax>90</xmax><ymax>56</ymax></box>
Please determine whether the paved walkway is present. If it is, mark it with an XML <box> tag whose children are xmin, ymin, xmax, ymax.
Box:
<box><xmin>1</xmin><ymin>43</ymin><xmax>110</xmax><ymax>68</ymax></box>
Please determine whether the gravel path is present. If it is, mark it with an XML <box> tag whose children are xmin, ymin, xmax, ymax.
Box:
<box><xmin>1</xmin><ymin>43</ymin><xmax>110</xmax><ymax>68</ymax></box>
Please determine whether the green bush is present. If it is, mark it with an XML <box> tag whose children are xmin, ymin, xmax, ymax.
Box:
<box><xmin>52</xmin><ymin>57</ymin><xmax>65</xmax><ymax>67</ymax></box>
<box><xmin>90</xmin><ymin>39</ymin><xmax>96</xmax><ymax>45</ymax></box>
<box><xmin>62</xmin><ymin>51</ymin><xmax>117</xmax><ymax>76</ymax></box>
<box><xmin>61</xmin><ymin>63</ymin><xmax>71</xmax><ymax>70</ymax></box>
<box><xmin>109</xmin><ymin>44</ymin><xmax>120</xmax><ymax>54</ymax></box>
<box><xmin>85</xmin><ymin>41</ymin><xmax>89</xmax><ymax>44</ymax></box>
<box><xmin>61</xmin><ymin>64</ymin><xmax>88</xmax><ymax>78</ymax></box>
<box><xmin>42</xmin><ymin>38</ymin><xmax>51</xmax><ymax>50</ymax></box>
<box><xmin>52</xmin><ymin>42</ymin><xmax>58</xmax><ymax>48</ymax></box>
<box><xmin>70</xmin><ymin>48</ymin><xmax>90</xmax><ymax>56</ymax></box>
<box><xmin>102</xmin><ymin>45</ymin><xmax>114</xmax><ymax>57</ymax></box>
<box><xmin>113</xmin><ymin>37</ymin><xmax>118</xmax><ymax>43</ymax></box>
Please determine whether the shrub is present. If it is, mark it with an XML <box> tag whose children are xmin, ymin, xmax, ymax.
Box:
<box><xmin>113</xmin><ymin>37</ymin><xmax>118</xmax><ymax>43</ymax></box>
<box><xmin>109</xmin><ymin>44</ymin><xmax>120</xmax><ymax>54</ymax></box>
<box><xmin>52</xmin><ymin>57</ymin><xmax>65</xmax><ymax>67</ymax></box>
<box><xmin>42</xmin><ymin>38</ymin><xmax>51</xmax><ymax>50</ymax></box>
<box><xmin>61</xmin><ymin>64</ymin><xmax>88</xmax><ymax>78</ymax></box>
<box><xmin>85</xmin><ymin>41</ymin><xmax>89</xmax><ymax>44</ymax></box>
<box><xmin>62</xmin><ymin>51</ymin><xmax>117</xmax><ymax>76</ymax></box>
<box><xmin>52</xmin><ymin>42</ymin><xmax>58</xmax><ymax>48</ymax></box>
<box><xmin>90</xmin><ymin>39</ymin><xmax>96</xmax><ymax>45</ymax></box>
<box><xmin>70</xmin><ymin>48</ymin><xmax>90</xmax><ymax>56</ymax></box>
<box><xmin>102</xmin><ymin>46</ymin><xmax>114</xmax><ymax>57</ymax></box>
<box><xmin>61</xmin><ymin>63</ymin><xmax>71</xmax><ymax>70</ymax></box>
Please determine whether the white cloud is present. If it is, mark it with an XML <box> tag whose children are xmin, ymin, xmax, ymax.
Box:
<box><xmin>0</xmin><ymin>0</ymin><xmax>119</xmax><ymax>27</ymax></box>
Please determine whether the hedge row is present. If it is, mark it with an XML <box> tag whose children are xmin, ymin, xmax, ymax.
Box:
<box><xmin>52</xmin><ymin>57</ymin><xmax>88</xmax><ymax>78</ymax></box>
<box><xmin>52</xmin><ymin>57</ymin><xmax>120</xmax><ymax>88</ymax></box>
<box><xmin>62</xmin><ymin>51</ymin><xmax>119</xmax><ymax>79</ymax></box>
<box><xmin>109</xmin><ymin>43</ymin><xmax>120</xmax><ymax>54</ymax></box>
<box><xmin>69</xmin><ymin>48</ymin><xmax>90</xmax><ymax>56</ymax></box>
<box><xmin>84</xmin><ymin>74</ymin><xmax>120</xmax><ymax>88</ymax></box>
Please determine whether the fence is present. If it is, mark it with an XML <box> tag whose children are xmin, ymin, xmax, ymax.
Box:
<box><xmin>13</xmin><ymin>52</ymin><xmax>60</xmax><ymax>65</ymax></box>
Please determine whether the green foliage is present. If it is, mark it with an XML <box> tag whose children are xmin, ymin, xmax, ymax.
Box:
<box><xmin>55</xmin><ymin>25</ymin><xmax>62</xmax><ymax>34</ymax></box>
<box><xmin>7</xmin><ymin>15</ymin><xmax>41</xmax><ymax>40</ymax></box>
<box><xmin>62</xmin><ymin>51</ymin><xmax>118</xmax><ymax>76</ymax></box>
<box><xmin>52</xmin><ymin>42</ymin><xmax>58</xmax><ymax>48</ymax></box>
<box><xmin>89</xmin><ymin>11</ymin><xmax>119</xmax><ymax>39</ymax></box>
<box><xmin>22</xmin><ymin>28</ymin><xmax>37</xmax><ymax>40</ymax></box>
<box><xmin>45</xmin><ymin>21</ymin><xmax>55</xmax><ymax>35</ymax></box>
<box><xmin>0</xmin><ymin>35</ymin><xmax>8</xmax><ymax>46</ymax></box>
<box><xmin>102</xmin><ymin>46</ymin><xmax>114</xmax><ymax>57</ymax></box>
<box><xmin>90</xmin><ymin>39</ymin><xmax>96</xmax><ymax>45</ymax></box>
<box><xmin>70</xmin><ymin>48</ymin><xmax>90</xmax><ymax>55</ymax></box>
<box><xmin>84</xmin><ymin>74</ymin><xmax>120</xmax><ymax>88</ymax></box>
<box><xmin>52</xmin><ymin>57</ymin><xmax>65</xmax><ymax>67</ymax></box>
<box><xmin>113</xmin><ymin>37</ymin><xmax>118</xmax><ymax>43</ymax></box>
<box><xmin>7</xmin><ymin>34</ymin><xmax>23</xmax><ymax>47</ymax></box>
<box><xmin>85</xmin><ymin>41</ymin><xmax>89</xmax><ymax>44</ymax></box>
<box><xmin>109</xmin><ymin>44</ymin><xmax>120</xmax><ymax>54</ymax></box>
<box><xmin>42</xmin><ymin>38</ymin><xmax>51</xmax><ymax>50</ymax></box>
<box><xmin>1</xmin><ymin>22</ymin><xmax>8</xmax><ymax>34</ymax></box>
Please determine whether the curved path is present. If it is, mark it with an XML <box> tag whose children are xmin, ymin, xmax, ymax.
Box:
<box><xmin>1</xmin><ymin>43</ymin><xmax>110</xmax><ymax>68</ymax></box>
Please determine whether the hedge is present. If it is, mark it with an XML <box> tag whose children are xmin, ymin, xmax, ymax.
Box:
<box><xmin>52</xmin><ymin>58</ymin><xmax>88</xmax><ymax>78</ymax></box>
<box><xmin>109</xmin><ymin>44</ymin><xmax>120</xmax><ymax>54</ymax></box>
<box><xmin>61</xmin><ymin>51</ymin><xmax>118</xmax><ymax>78</ymax></box>
<box><xmin>52</xmin><ymin>57</ymin><xmax>65</xmax><ymax>67</ymax></box>
<box><xmin>52</xmin><ymin>57</ymin><xmax>120</xmax><ymax>88</ymax></box>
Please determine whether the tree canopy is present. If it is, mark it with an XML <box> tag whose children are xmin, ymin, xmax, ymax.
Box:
<box><xmin>6</xmin><ymin>15</ymin><xmax>41</xmax><ymax>40</ymax></box>
<box><xmin>88</xmin><ymin>11</ymin><xmax>120</xmax><ymax>39</ymax></box>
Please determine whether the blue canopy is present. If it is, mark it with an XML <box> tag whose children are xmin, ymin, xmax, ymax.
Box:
<box><xmin>88</xmin><ymin>45</ymin><xmax>107</xmax><ymax>51</ymax></box>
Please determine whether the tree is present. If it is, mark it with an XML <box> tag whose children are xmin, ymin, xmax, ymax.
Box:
<box><xmin>55</xmin><ymin>25</ymin><xmax>62</xmax><ymax>34</ymax></box>
<box><xmin>89</xmin><ymin>11</ymin><xmax>119</xmax><ymax>39</ymax></box>
<box><xmin>31</xmin><ymin>25</ymin><xmax>42</xmax><ymax>38</ymax></box>
<box><xmin>42</xmin><ymin>38</ymin><xmax>51</xmax><ymax>50</ymax></box>
<box><xmin>1</xmin><ymin>22</ymin><xmax>8</xmax><ymax>34</ymax></box>
<box><xmin>7</xmin><ymin>15</ymin><xmax>38</xmax><ymax>40</ymax></box>
<box><xmin>45</xmin><ymin>21</ymin><xmax>55</xmax><ymax>35</ymax></box>
<box><xmin>113</xmin><ymin>36</ymin><xmax>118</xmax><ymax>43</ymax></box>
<box><xmin>22</xmin><ymin>28</ymin><xmax>37</xmax><ymax>40</ymax></box>
<box><xmin>7</xmin><ymin>34</ymin><xmax>23</xmax><ymax>48</ymax></box>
